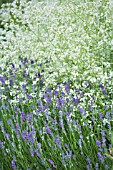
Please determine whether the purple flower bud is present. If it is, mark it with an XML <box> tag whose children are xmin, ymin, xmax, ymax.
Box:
<box><xmin>54</xmin><ymin>90</ymin><xmax>59</xmax><ymax>96</ymax></box>
<box><xmin>97</xmin><ymin>152</ymin><xmax>104</xmax><ymax>163</ymax></box>
<box><xmin>66</xmin><ymin>98</ymin><xmax>69</xmax><ymax>102</ymax></box>
<box><xmin>102</xmin><ymin>89</ymin><xmax>106</xmax><ymax>95</ymax></box>
<box><xmin>99</xmin><ymin>113</ymin><xmax>103</xmax><ymax>120</ymax></box>
<box><xmin>30</xmin><ymin>59</ymin><xmax>34</xmax><ymax>64</ymax></box>
<box><xmin>27</xmin><ymin>93</ymin><xmax>32</xmax><ymax>99</ymax></box>
<box><xmin>99</xmin><ymin>84</ymin><xmax>104</xmax><ymax>89</ymax></box>
<box><xmin>45</xmin><ymin>97</ymin><xmax>52</xmax><ymax>104</ymax></box>
<box><xmin>48</xmin><ymin>159</ymin><xmax>54</xmax><ymax>166</ymax></box>
<box><xmin>102</xmin><ymin>137</ymin><xmax>106</xmax><ymax>143</ymax></box>
<box><xmin>0</xmin><ymin>76</ymin><xmax>5</xmax><ymax>86</ymax></box>
<box><xmin>101</xmin><ymin>130</ymin><xmax>105</xmax><ymax>136</ymax></box>
<box><xmin>28</xmin><ymin>131</ymin><xmax>35</xmax><ymax>144</ymax></box>
<box><xmin>22</xmin><ymin>130</ymin><xmax>27</xmax><ymax>140</ymax></box>
<box><xmin>46</xmin><ymin>127</ymin><xmax>52</xmax><ymax>135</ymax></box>
<box><xmin>78</xmin><ymin>125</ymin><xmax>81</xmax><ymax>131</ymax></box>
<box><xmin>96</xmin><ymin>140</ymin><xmax>101</xmax><ymax>147</ymax></box>
<box><xmin>54</xmin><ymin>135</ymin><xmax>61</xmax><ymax>148</ymax></box>
<box><xmin>65</xmin><ymin>84</ymin><xmax>70</xmax><ymax>93</ymax></box>
<box><xmin>73</xmin><ymin>98</ymin><xmax>79</xmax><ymax>104</ymax></box>
<box><xmin>37</xmin><ymin>73</ymin><xmax>41</xmax><ymax>78</ymax></box>
<box><xmin>79</xmin><ymin>107</ymin><xmax>84</xmax><ymax>113</ymax></box>
<box><xmin>86</xmin><ymin>158</ymin><xmax>91</xmax><ymax>164</ymax></box>
<box><xmin>21</xmin><ymin>112</ymin><xmax>25</xmax><ymax>123</ymax></box>
<box><xmin>12</xmin><ymin>63</ymin><xmax>15</xmax><ymax>69</ymax></box>
<box><xmin>105</xmin><ymin>165</ymin><xmax>109</xmax><ymax>169</ymax></box>
<box><xmin>105</xmin><ymin>112</ymin><xmax>110</xmax><ymax>120</ymax></box>
<box><xmin>11</xmin><ymin>160</ymin><xmax>16</xmax><ymax>169</ymax></box>
<box><xmin>16</xmin><ymin>123</ymin><xmax>20</xmax><ymax>131</ymax></box>
<box><xmin>34</xmin><ymin>150</ymin><xmax>40</xmax><ymax>157</ymax></box>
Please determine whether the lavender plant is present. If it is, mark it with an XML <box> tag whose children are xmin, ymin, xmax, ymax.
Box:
<box><xmin>0</xmin><ymin>0</ymin><xmax>113</xmax><ymax>170</ymax></box>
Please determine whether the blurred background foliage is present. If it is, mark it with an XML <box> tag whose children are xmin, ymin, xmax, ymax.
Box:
<box><xmin>0</xmin><ymin>0</ymin><xmax>14</xmax><ymax>7</ymax></box>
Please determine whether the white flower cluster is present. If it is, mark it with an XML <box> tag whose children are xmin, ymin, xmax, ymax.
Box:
<box><xmin>0</xmin><ymin>0</ymin><xmax>113</xmax><ymax>87</ymax></box>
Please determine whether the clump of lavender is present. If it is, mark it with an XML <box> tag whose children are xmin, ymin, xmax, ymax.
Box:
<box><xmin>0</xmin><ymin>60</ymin><xmax>113</xmax><ymax>169</ymax></box>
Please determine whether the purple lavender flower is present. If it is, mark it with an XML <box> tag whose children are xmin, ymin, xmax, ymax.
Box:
<box><xmin>54</xmin><ymin>135</ymin><xmax>61</xmax><ymax>148</ymax></box>
<box><xmin>86</xmin><ymin>165</ymin><xmax>91</xmax><ymax>170</ymax></box>
<box><xmin>86</xmin><ymin>158</ymin><xmax>91</xmax><ymax>164</ymax></box>
<box><xmin>96</xmin><ymin>140</ymin><xmax>101</xmax><ymax>147</ymax></box>
<box><xmin>59</xmin><ymin>119</ymin><xmax>63</xmax><ymax>128</ymax></box>
<box><xmin>34</xmin><ymin>150</ymin><xmax>40</xmax><ymax>157</ymax></box>
<box><xmin>45</xmin><ymin>97</ymin><xmax>52</xmax><ymax>104</ymax></box>
<box><xmin>54</xmin><ymin>90</ymin><xmax>59</xmax><ymax>96</ymax></box>
<box><xmin>91</xmin><ymin>115</ymin><xmax>95</xmax><ymax>122</ymax></box>
<box><xmin>11</xmin><ymin>160</ymin><xmax>16</xmax><ymax>169</ymax></box>
<box><xmin>65</xmin><ymin>84</ymin><xmax>70</xmax><ymax>93</ymax></box>
<box><xmin>37</xmin><ymin>73</ymin><xmax>41</xmax><ymax>78</ymax></box>
<box><xmin>21</xmin><ymin>112</ymin><xmax>25</xmax><ymax>123</ymax></box>
<box><xmin>4</xmin><ymin>133</ymin><xmax>10</xmax><ymax>139</ymax></box>
<box><xmin>27</xmin><ymin>114</ymin><xmax>32</xmax><ymax>122</ymax></box>
<box><xmin>97</xmin><ymin>152</ymin><xmax>104</xmax><ymax>163</ymax></box>
<box><xmin>105</xmin><ymin>165</ymin><xmax>109</xmax><ymax>169</ymax></box>
<box><xmin>0</xmin><ymin>76</ymin><xmax>5</xmax><ymax>86</ymax></box>
<box><xmin>37</xmin><ymin>101</ymin><xmax>43</xmax><ymax>110</ymax></box>
<box><xmin>101</xmin><ymin>130</ymin><xmax>105</xmax><ymax>136</ymax></box>
<box><xmin>70</xmin><ymin>105</ymin><xmax>74</xmax><ymax>110</ymax></box>
<box><xmin>0</xmin><ymin>140</ymin><xmax>4</xmax><ymax>149</ymax></box>
<box><xmin>46</xmin><ymin>127</ymin><xmax>52</xmax><ymax>135</ymax></box>
<box><xmin>9</xmin><ymin>71</ymin><xmax>13</xmax><ymax>75</ymax></box>
<box><xmin>89</xmin><ymin>102</ymin><xmax>93</xmax><ymax>110</ymax></box>
<box><xmin>46</xmin><ymin>87</ymin><xmax>51</xmax><ymax>92</ymax></box>
<box><xmin>23</xmin><ymin>57</ymin><xmax>28</xmax><ymax>64</ymax></box>
<box><xmin>105</xmin><ymin>112</ymin><xmax>110</xmax><ymax>120</ymax></box>
<box><xmin>102</xmin><ymin>89</ymin><xmax>106</xmax><ymax>95</ymax></box>
<box><xmin>16</xmin><ymin>123</ymin><xmax>20</xmax><ymax>132</ymax></box>
<box><xmin>102</xmin><ymin>137</ymin><xmax>106</xmax><ymax>143</ymax></box>
<box><xmin>7</xmin><ymin>119</ymin><xmax>12</xmax><ymax>124</ymax></box>
<box><xmin>79</xmin><ymin>107</ymin><xmax>86</xmax><ymax>116</ymax></box>
<box><xmin>48</xmin><ymin>159</ymin><xmax>56</xmax><ymax>168</ymax></box>
<box><xmin>28</xmin><ymin>131</ymin><xmax>35</xmax><ymax>144</ymax></box>
<box><xmin>79</xmin><ymin>107</ymin><xmax>84</xmax><ymax>113</ymax></box>
<box><xmin>80</xmin><ymin>134</ymin><xmax>83</xmax><ymax>139</ymax></box>
<box><xmin>9</xmin><ymin>78</ymin><xmax>13</xmax><ymax>85</ymax></box>
<box><xmin>26</xmin><ymin>93</ymin><xmax>32</xmax><ymax>99</ymax></box>
<box><xmin>11</xmin><ymin>63</ymin><xmax>15</xmax><ymax>69</ymax></box>
<box><xmin>61</xmin><ymin>91</ymin><xmax>65</xmax><ymax>96</ymax></box>
<box><xmin>78</xmin><ymin>125</ymin><xmax>81</xmax><ymax>131</ymax></box>
<box><xmin>73</xmin><ymin>98</ymin><xmax>79</xmax><ymax>104</ymax></box>
<box><xmin>64</xmin><ymin>143</ymin><xmax>68</xmax><ymax>149</ymax></box>
<box><xmin>22</xmin><ymin>130</ymin><xmax>27</xmax><ymax>140</ymax></box>
<box><xmin>99</xmin><ymin>84</ymin><xmax>104</xmax><ymax>89</ymax></box>
<box><xmin>99</xmin><ymin>113</ymin><xmax>103</xmax><ymax>120</ymax></box>
<box><xmin>66</xmin><ymin>98</ymin><xmax>69</xmax><ymax>102</ymax></box>
<box><xmin>30</xmin><ymin>59</ymin><xmax>34</xmax><ymax>64</ymax></box>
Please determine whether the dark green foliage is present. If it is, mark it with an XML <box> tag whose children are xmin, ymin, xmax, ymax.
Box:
<box><xmin>0</xmin><ymin>0</ymin><xmax>14</xmax><ymax>7</ymax></box>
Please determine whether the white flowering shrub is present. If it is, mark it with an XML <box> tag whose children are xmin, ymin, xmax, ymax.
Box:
<box><xmin>0</xmin><ymin>0</ymin><xmax>113</xmax><ymax>87</ymax></box>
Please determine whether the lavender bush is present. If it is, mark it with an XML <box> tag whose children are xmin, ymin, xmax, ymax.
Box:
<box><xmin>0</xmin><ymin>0</ymin><xmax>113</xmax><ymax>170</ymax></box>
